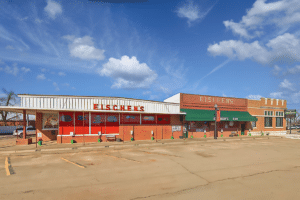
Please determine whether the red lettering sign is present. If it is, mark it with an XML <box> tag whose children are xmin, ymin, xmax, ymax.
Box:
<box><xmin>92</xmin><ymin>104</ymin><xmax>144</xmax><ymax>112</ymax></box>
<box><xmin>216</xmin><ymin>110</ymin><xmax>220</xmax><ymax>122</ymax></box>
<box><xmin>93</xmin><ymin>104</ymin><xmax>98</xmax><ymax>110</ymax></box>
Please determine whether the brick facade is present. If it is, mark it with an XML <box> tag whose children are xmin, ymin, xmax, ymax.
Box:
<box><xmin>247</xmin><ymin>98</ymin><xmax>287</xmax><ymax>135</ymax></box>
<box><xmin>42</xmin><ymin>113</ymin><xmax>183</xmax><ymax>143</ymax></box>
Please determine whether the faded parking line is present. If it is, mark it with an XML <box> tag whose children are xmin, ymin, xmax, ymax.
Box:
<box><xmin>61</xmin><ymin>157</ymin><xmax>86</xmax><ymax>169</ymax></box>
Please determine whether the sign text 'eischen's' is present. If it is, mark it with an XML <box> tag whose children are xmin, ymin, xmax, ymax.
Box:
<box><xmin>93</xmin><ymin>104</ymin><xmax>144</xmax><ymax>111</ymax></box>
<box><xmin>200</xmin><ymin>96</ymin><xmax>234</xmax><ymax>104</ymax></box>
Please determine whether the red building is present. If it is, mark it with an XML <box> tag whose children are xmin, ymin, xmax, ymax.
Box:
<box><xmin>0</xmin><ymin>93</ymin><xmax>287</xmax><ymax>145</ymax></box>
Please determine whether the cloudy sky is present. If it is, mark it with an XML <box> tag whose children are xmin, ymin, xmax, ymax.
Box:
<box><xmin>0</xmin><ymin>0</ymin><xmax>300</xmax><ymax>111</ymax></box>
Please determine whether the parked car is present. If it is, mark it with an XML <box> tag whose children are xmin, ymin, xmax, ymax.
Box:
<box><xmin>13</xmin><ymin>126</ymin><xmax>36</xmax><ymax>138</ymax></box>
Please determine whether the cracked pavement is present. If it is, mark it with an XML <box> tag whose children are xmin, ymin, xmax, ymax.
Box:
<box><xmin>1</xmin><ymin>137</ymin><xmax>300</xmax><ymax>200</ymax></box>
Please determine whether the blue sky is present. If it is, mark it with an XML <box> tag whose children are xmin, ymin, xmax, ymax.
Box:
<box><xmin>0</xmin><ymin>0</ymin><xmax>300</xmax><ymax>111</ymax></box>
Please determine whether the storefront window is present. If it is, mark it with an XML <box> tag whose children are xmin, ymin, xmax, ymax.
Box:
<box><xmin>252</xmin><ymin>121</ymin><xmax>256</xmax><ymax>128</ymax></box>
<box><xmin>264</xmin><ymin>117</ymin><xmax>272</xmax><ymax>127</ymax></box>
<box><xmin>276</xmin><ymin>117</ymin><xmax>283</xmax><ymax>127</ymax></box>
<box><xmin>188</xmin><ymin>121</ymin><xmax>208</xmax><ymax>132</ymax></box>
<box><xmin>43</xmin><ymin>113</ymin><xmax>59</xmax><ymax>130</ymax></box>
<box><xmin>157</xmin><ymin>114</ymin><xmax>170</xmax><ymax>125</ymax></box>
<box><xmin>121</xmin><ymin>114</ymin><xmax>140</xmax><ymax>124</ymax></box>
<box><xmin>141</xmin><ymin>114</ymin><xmax>156</xmax><ymax>124</ymax></box>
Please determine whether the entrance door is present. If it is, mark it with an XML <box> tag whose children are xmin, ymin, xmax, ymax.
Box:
<box><xmin>184</xmin><ymin>124</ymin><xmax>188</xmax><ymax>138</ymax></box>
<box><xmin>241</xmin><ymin>124</ymin><xmax>245</xmax><ymax>135</ymax></box>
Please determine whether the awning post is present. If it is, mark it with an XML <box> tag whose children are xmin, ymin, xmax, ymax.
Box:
<box><xmin>23</xmin><ymin>110</ymin><xmax>26</xmax><ymax>139</ymax></box>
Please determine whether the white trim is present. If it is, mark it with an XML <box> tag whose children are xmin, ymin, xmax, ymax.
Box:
<box><xmin>264</xmin><ymin>127</ymin><xmax>273</xmax><ymax>129</ymax></box>
<box><xmin>276</xmin><ymin>127</ymin><xmax>284</xmax><ymax>128</ymax></box>
<box><xmin>89</xmin><ymin>112</ymin><xmax>91</xmax><ymax>134</ymax></box>
<box><xmin>57</xmin><ymin>133</ymin><xmax>119</xmax><ymax>136</ymax></box>
<box><xmin>42</xmin><ymin>128</ymin><xmax>58</xmax><ymax>131</ymax></box>
<box><xmin>0</xmin><ymin>106</ymin><xmax>183</xmax><ymax>115</ymax></box>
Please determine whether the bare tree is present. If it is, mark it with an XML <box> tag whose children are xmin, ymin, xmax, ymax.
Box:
<box><xmin>0</xmin><ymin>89</ymin><xmax>17</xmax><ymax>126</ymax></box>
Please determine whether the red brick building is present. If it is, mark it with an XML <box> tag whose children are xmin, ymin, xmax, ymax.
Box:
<box><xmin>247</xmin><ymin>98</ymin><xmax>287</xmax><ymax>136</ymax></box>
<box><xmin>164</xmin><ymin>93</ymin><xmax>287</xmax><ymax>138</ymax></box>
<box><xmin>0</xmin><ymin>93</ymin><xmax>287</xmax><ymax>144</ymax></box>
<box><xmin>0</xmin><ymin>94</ymin><xmax>183</xmax><ymax>144</ymax></box>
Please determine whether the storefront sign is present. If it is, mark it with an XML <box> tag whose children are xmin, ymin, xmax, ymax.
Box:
<box><xmin>94</xmin><ymin>104</ymin><xmax>144</xmax><ymax>112</ymax></box>
<box><xmin>43</xmin><ymin>113</ymin><xmax>59</xmax><ymax>130</ymax></box>
<box><xmin>233</xmin><ymin>118</ymin><xmax>238</xmax><ymax>121</ymax></box>
<box><xmin>213</xmin><ymin>117</ymin><xmax>229</xmax><ymax>121</ymax></box>
<box><xmin>172</xmin><ymin>126</ymin><xmax>181</xmax><ymax>132</ymax></box>
<box><xmin>200</xmin><ymin>96</ymin><xmax>234</xmax><ymax>104</ymax></box>
<box><xmin>181</xmin><ymin>94</ymin><xmax>247</xmax><ymax>111</ymax></box>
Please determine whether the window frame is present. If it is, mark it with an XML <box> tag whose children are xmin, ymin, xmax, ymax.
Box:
<box><xmin>264</xmin><ymin>117</ymin><xmax>272</xmax><ymax>128</ymax></box>
<box><xmin>276</xmin><ymin>117</ymin><xmax>283</xmax><ymax>127</ymax></box>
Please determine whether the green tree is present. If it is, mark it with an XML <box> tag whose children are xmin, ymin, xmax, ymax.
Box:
<box><xmin>0</xmin><ymin>89</ymin><xmax>17</xmax><ymax>126</ymax></box>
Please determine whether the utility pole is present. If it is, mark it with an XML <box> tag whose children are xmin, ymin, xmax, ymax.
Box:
<box><xmin>214</xmin><ymin>104</ymin><xmax>219</xmax><ymax>139</ymax></box>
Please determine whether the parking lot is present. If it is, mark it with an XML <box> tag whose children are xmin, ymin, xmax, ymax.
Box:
<box><xmin>1</xmin><ymin>136</ymin><xmax>300</xmax><ymax>200</ymax></box>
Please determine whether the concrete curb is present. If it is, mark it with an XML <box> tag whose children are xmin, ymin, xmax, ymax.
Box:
<box><xmin>0</xmin><ymin>136</ymin><xmax>284</xmax><ymax>155</ymax></box>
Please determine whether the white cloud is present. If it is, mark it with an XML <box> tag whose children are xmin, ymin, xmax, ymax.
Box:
<box><xmin>272</xmin><ymin>65</ymin><xmax>282</xmax><ymax>76</ymax></box>
<box><xmin>5</xmin><ymin>45</ymin><xmax>14</xmax><ymax>50</ymax></box>
<box><xmin>53</xmin><ymin>82</ymin><xmax>60</xmax><ymax>91</ymax></box>
<box><xmin>98</xmin><ymin>55</ymin><xmax>157</xmax><ymax>89</ymax></box>
<box><xmin>2</xmin><ymin>64</ymin><xmax>19</xmax><ymax>76</ymax></box>
<box><xmin>279</xmin><ymin>79</ymin><xmax>294</xmax><ymax>90</ymax></box>
<box><xmin>177</xmin><ymin>1</ymin><xmax>214</xmax><ymax>25</ymax></box>
<box><xmin>149</xmin><ymin>95</ymin><xmax>160</xmax><ymax>100</ymax></box>
<box><xmin>208</xmin><ymin>40</ymin><xmax>269</xmax><ymax>64</ymax></box>
<box><xmin>200</xmin><ymin>58</ymin><xmax>231</xmax><ymax>81</ymax></box>
<box><xmin>37</xmin><ymin>74</ymin><xmax>46</xmax><ymax>80</ymax></box>
<box><xmin>71</xmin><ymin>87</ymin><xmax>76</xmax><ymax>90</ymax></box>
<box><xmin>44</xmin><ymin>0</ymin><xmax>62</xmax><ymax>19</ymax></box>
<box><xmin>223</xmin><ymin>0</ymin><xmax>300</xmax><ymax>39</ymax></box>
<box><xmin>290</xmin><ymin>91</ymin><xmax>300</xmax><ymax>104</ymax></box>
<box><xmin>286</xmin><ymin>65</ymin><xmax>300</xmax><ymax>74</ymax></box>
<box><xmin>58</xmin><ymin>72</ymin><xmax>66</xmax><ymax>76</ymax></box>
<box><xmin>63</xmin><ymin>35</ymin><xmax>105</xmax><ymax>60</ymax></box>
<box><xmin>142</xmin><ymin>91</ymin><xmax>151</xmax><ymax>95</ymax></box>
<box><xmin>224</xmin><ymin>20</ymin><xmax>252</xmax><ymax>39</ymax></box>
<box><xmin>21</xmin><ymin>67</ymin><xmax>30</xmax><ymax>73</ymax></box>
<box><xmin>270</xmin><ymin>92</ymin><xmax>283</xmax><ymax>98</ymax></box>
<box><xmin>35</xmin><ymin>18</ymin><xmax>43</xmax><ymax>24</ymax></box>
<box><xmin>208</xmin><ymin>33</ymin><xmax>300</xmax><ymax>65</ymax></box>
<box><xmin>63</xmin><ymin>83</ymin><xmax>70</xmax><ymax>87</ymax></box>
<box><xmin>246</xmin><ymin>94</ymin><xmax>263</xmax><ymax>100</ymax></box>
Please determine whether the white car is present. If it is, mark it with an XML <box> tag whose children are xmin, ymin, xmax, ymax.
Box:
<box><xmin>13</xmin><ymin>126</ymin><xmax>36</xmax><ymax>138</ymax></box>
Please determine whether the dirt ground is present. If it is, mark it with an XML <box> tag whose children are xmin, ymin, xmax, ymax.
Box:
<box><xmin>0</xmin><ymin>136</ymin><xmax>300</xmax><ymax>200</ymax></box>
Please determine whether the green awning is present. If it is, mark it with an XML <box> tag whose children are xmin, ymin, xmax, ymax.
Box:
<box><xmin>181</xmin><ymin>109</ymin><xmax>258</xmax><ymax>122</ymax></box>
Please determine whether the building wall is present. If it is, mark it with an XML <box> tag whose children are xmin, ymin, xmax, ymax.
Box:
<box><xmin>48</xmin><ymin>113</ymin><xmax>183</xmax><ymax>143</ymax></box>
<box><xmin>0</xmin><ymin>120</ymin><xmax>35</xmax><ymax>127</ymax></box>
<box><xmin>247</xmin><ymin>98</ymin><xmax>286</xmax><ymax>135</ymax></box>
<box><xmin>36</xmin><ymin>112</ymin><xmax>59</xmax><ymax>142</ymax></box>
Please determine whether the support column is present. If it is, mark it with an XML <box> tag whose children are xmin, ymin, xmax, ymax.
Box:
<box><xmin>23</xmin><ymin>110</ymin><xmax>27</xmax><ymax>139</ymax></box>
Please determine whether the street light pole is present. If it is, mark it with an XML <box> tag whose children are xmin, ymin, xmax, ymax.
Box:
<box><xmin>214</xmin><ymin>104</ymin><xmax>218</xmax><ymax>139</ymax></box>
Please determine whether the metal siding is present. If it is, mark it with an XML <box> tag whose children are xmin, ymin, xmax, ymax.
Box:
<box><xmin>88</xmin><ymin>99</ymin><xmax>91</xmax><ymax>110</ymax></box>
<box><xmin>67</xmin><ymin>98</ymin><xmax>70</xmax><ymax>109</ymax></box>
<box><xmin>47</xmin><ymin>98</ymin><xmax>50</xmax><ymax>109</ymax></box>
<box><xmin>17</xmin><ymin>95</ymin><xmax>181</xmax><ymax>114</ymax></box>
